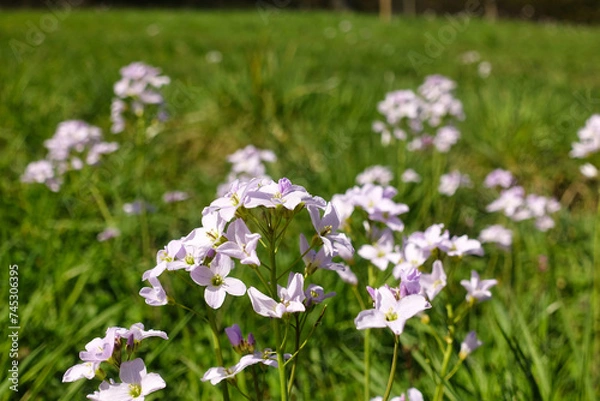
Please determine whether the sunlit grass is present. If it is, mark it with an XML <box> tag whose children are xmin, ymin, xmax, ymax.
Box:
<box><xmin>0</xmin><ymin>9</ymin><xmax>599</xmax><ymax>400</ymax></box>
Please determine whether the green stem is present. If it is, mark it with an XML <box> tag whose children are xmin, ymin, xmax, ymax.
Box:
<box><xmin>433</xmin><ymin>331</ymin><xmax>454</xmax><ymax>401</ymax></box>
<box><xmin>382</xmin><ymin>336</ymin><xmax>400</xmax><ymax>401</ymax></box>
<box><xmin>591</xmin><ymin>189</ymin><xmax>600</xmax><ymax>395</ymax></box>
<box><xmin>207</xmin><ymin>310</ymin><xmax>230</xmax><ymax>401</ymax></box>
<box><xmin>89</xmin><ymin>184</ymin><xmax>114</xmax><ymax>225</ymax></box>
<box><xmin>364</xmin><ymin>265</ymin><xmax>376</xmax><ymax>401</ymax></box>
<box><xmin>269</xmin><ymin>232</ymin><xmax>288</xmax><ymax>401</ymax></box>
<box><xmin>251</xmin><ymin>366</ymin><xmax>262</xmax><ymax>401</ymax></box>
<box><xmin>287</xmin><ymin>315</ymin><xmax>301</xmax><ymax>397</ymax></box>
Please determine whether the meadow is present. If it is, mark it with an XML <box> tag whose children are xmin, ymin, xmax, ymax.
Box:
<box><xmin>1</xmin><ymin>7</ymin><xmax>599</xmax><ymax>401</ymax></box>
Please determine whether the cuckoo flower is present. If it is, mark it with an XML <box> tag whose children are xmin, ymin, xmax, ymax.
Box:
<box><xmin>86</xmin><ymin>358</ymin><xmax>166</xmax><ymax>400</ymax></box>
<box><xmin>308</xmin><ymin>202</ymin><xmax>353</xmax><ymax>257</ymax></box>
<box><xmin>355</xmin><ymin>286</ymin><xmax>431</xmax><ymax>336</ymax></box>
<box><xmin>202</xmin><ymin>349</ymin><xmax>289</xmax><ymax>385</ymax></box>
<box><xmin>63</xmin><ymin>328</ymin><xmax>118</xmax><ymax>383</ymax></box>
<box><xmin>300</xmin><ymin>234</ymin><xmax>345</xmax><ymax>274</ymax></box>
<box><xmin>248</xmin><ymin>273</ymin><xmax>306</xmax><ymax>318</ymax></box>
<box><xmin>245</xmin><ymin>177</ymin><xmax>311</xmax><ymax>210</ymax></box>
<box><xmin>440</xmin><ymin>235</ymin><xmax>484</xmax><ymax>258</ymax></box>
<box><xmin>139</xmin><ymin>276</ymin><xmax>168</xmax><ymax>306</ymax></box>
<box><xmin>393</xmin><ymin>242</ymin><xmax>427</xmax><ymax>279</ymax></box>
<box><xmin>304</xmin><ymin>284</ymin><xmax>336</xmax><ymax>308</ymax></box>
<box><xmin>225</xmin><ymin>324</ymin><xmax>255</xmax><ymax>355</ymax></box>
<box><xmin>479</xmin><ymin>225</ymin><xmax>512</xmax><ymax>250</ymax></box>
<box><xmin>356</xmin><ymin>165</ymin><xmax>394</xmax><ymax>186</ymax></box>
<box><xmin>484</xmin><ymin>168</ymin><xmax>514</xmax><ymax>189</ymax></box>
<box><xmin>142</xmin><ymin>239</ymin><xmax>187</xmax><ymax>280</ymax></box>
<box><xmin>461</xmin><ymin>270</ymin><xmax>497</xmax><ymax>303</ymax></box>
<box><xmin>419</xmin><ymin>260</ymin><xmax>447</xmax><ymax>301</ymax></box>
<box><xmin>358</xmin><ymin>228</ymin><xmax>399</xmax><ymax>271</ymax></box>
<box><xmin>183</xmin><ymin>211</ymin><xmax>227</xmax><ymax>255</ymax></box>
<box><xmin>116</xmin><ymin>323</ymin><xmax>168</xmax><ymax>345</ymax></box>
<box><xmin>190</xmin><ymin>254</ymin><xmax>246</xmax><ymax>309</ymax></box>
<box><xmin>459</xmin><ymin>331</ymin><xmax>483</xmax><ymax>360</ymax></box>
<box><xmin>216</xmin><ymin>218</ymin><xmax>261</xmax><ymax>265</ymax></box>
<box><xmin>406</xmin><ymin>223</ymin><xmax>449</xmax><ymax>255</ymax></box>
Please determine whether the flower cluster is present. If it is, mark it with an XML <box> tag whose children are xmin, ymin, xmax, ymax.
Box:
<box><xmin>62</xmin><ymin>323</ymin><xmax>167</xmax><ymax>400</ymax></box>
<box><xmin>141</xmin><ymin>176</ymin><xmax>350</xmax><ymax>310</ymax></box>
<box><xmin>217</xmin><ymin>145</ymin><xmax>277</xmax><ymax>196</ymax></box>
<box><xmin>21</xmin><ymin>120</ymin><xmax>118</xmax><ymax>191</ymax></box>
<box><xmin>373</xmin><ymin>74</ymin><xmax>464</xmax><ymax>151</ymax></box>
<box><xmin>110</xmin><ymin>61</ymin><xmax>170</xmax><ymax>134</ymax></box>
<box><xmin>570</xmin><ymin>114</ymin><xmax>600</xmax><ymax>178</ymax></box>
<box><xmin>485</xmin><ymin>169</ymin><xmax>561</xmax><ymax>231</ymax></box>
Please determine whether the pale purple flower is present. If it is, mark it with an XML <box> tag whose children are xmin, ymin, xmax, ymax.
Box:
<box><xmin>570</xmin><ymin>114</ymin><xmax>600</xmax><ymax>158</ymax></box>
<box><xmin>142</xmin><ymin>239</ymin><xmax>187</xmax><ymax>280</ymax></box>
<box><xmin>580</xmin><ymin>163</ymin><xmax>598</xmax><ymax>178</ymax></box>
<box><xmin>86</xmin><ymin>358</ymin><xmax>166</xmax><ymax>400</ymax></box>
<box><xmin>371</xmin><ymin>388</ymin><xmax>423</xmax><ymax>401</ymax></box>
<box><xmin>86</xmin><ymin>142</ymin><xmax>119</xmax><ymax>165</ymax></box>
<box><xmin>356</xmin><ymin>165</ymin><xmax>394</xmax><ymax>185</ymax></box>
<box><xmin>461</xmin><ymin>270</ymin><xmax>497</xmax><ymax>303</ymax></box>
<box><xmin>308</xmin><ymin>203</ymin><xmax>353</xmax><ymax>256</ymax></box>
<box><xmin>97</xmin><ymin>227</ymin><xmax>121</xmax><ymax>242</ymax></box>
<box><xmin>228</xmin><ymin>145</ymin><xmax>276</xmax><ymax>176</ymax></box>
<box><xmin>190</xmin><ymin>254</ymin><xmax>247</xmax><ymax>309</ymax></box>
<box><xmin>439</xmin><ymin>170</ymin><xmax>471</xmax><ymax>196</ymax></box>
<box><xmin>440</xmin><ymin>235</ymin><xmax>484</xmax><ymax>257</ymax></box>
<box><xmin>479</xmin><ymin>225</ymin><xmax>512</xmax><ymax>250</ymax></box>
<box><xmin>245</xmin><ymin>177</ymin><xmax>311</xmax><ymax>210</ymax></box>
<box><xmin>111</xmin><ymin>62</ymin><xmax>170</xmax><ymax>134</ymax></box>
<box><xmin>433</xmin><ymin>126</ymin><xmax>460</xmax><ymax>153</ymax></box>
<box><xmin>79</xmin><ymin>327</ymin><xmax>118</xmax><ymax>364</ymax></box>
<box><xmin>331</xmin><ymin>193</ymin><xmax>355</xmax><ymax>230</ymax></box>
<box><xmin>299</xmin><ymin>234</ymin><xmax>345</xmax><ymax>274</ymax></box>
<box><xmin>358</xmin><ymin>228</ymin><xmax>399</xmax><ymax>271</ymax></box>
<box><xmin>459</xmin><ymin>331</ymin><xmax>483</xmax><ymax>359</ymax></box>
<box><xmin>248</xmin><ymin>273</ymin><xmax>306</xmax><ymax>318</ymax></box>
<box><xmin>376</xmin><ymin>90</ymin><xmax>420</xmax><ymax>127</ymax></box>
<box><xmin>393</xmin><ymin>243</ymin><xmax>427</xmax><ymax>279</ymax></box>
<box><xmin>62</xmin><ymin>361</ymin><xmax>100</xmax><ymax>382</ymax></box>
<box><xmin>225</xmin><ymin>324</ymin><xmax>255</xmax><ymax>353</ymax></box>
<box><xmin>354</xmin><ymin>286</ymin><xmax>431</xmax><ymax>335</ymax></box>
<box><xmin>202</xmin><ymin>349</ymin><xmax>288</xmax><ymax>385</ymax></box>
<box><xmin>418</xmin><ymin>74</ymin><xmax>456</xmax><ymax>101</ymax></box>
<box><xmin>21</xmin><ymin>159</ymin><xmax>59</xmax><ymax>190</ymax></box>
<box><xmin>352</xmin><ymin>184</ymin><xmax>408</xmax><ymax>231</ymax></box>
<box><xmin>486</xmin><ymin>186</ymin><xmax>525</xmax><ymax>217</ymax></box>
<box><xmin>407</xmin><ymin>223</ymin><xmax>449</xmax><ymax>254</ymax></box>
<box><xmin>420</xmin><ymin>260</ymin><xmax>446</xmax><ymax>300</ymax></box>
<box><xmin>336</xmin><ymin>264</ymin><xmax>358</xmax><ymax>285</ymax></box>
<box><xmin>399</xmin><ymin>267</ymin><xmax>421</xmax><ymax>297</ymax></box>
<box><xmin>115</xmin><ymin>323</ymin><xmax>168</xmax><ymax>344</ymax></box>
<box><xmin>217</xmin><ymin>218</ymin><xmax>261</xmax><ymax>265</ymax></box>
<box><xmin>304</xmin><ymin>284</ymin><xmax>336</xmax><ymax>308</ymax></box>
<box><xmin>162</xmin><ymin>191</ymin><xmax>189</xmax><ymax>203</ymax></box>
<box><xmin>184</xmin><ymin>211</ymin><xmax>227</xmax><ymax>252</ymax></box>
<box><xmin>401</xmin><ymin>168</ymin><xmax>421</xmax><ymax>183</ymax></box>
<box><xmin>139</xmin><ymin>276</ymin><xmax>168</xmax><ymax>306</ymax></box>
<box><xmin>209</xmin><ymin>179</ymin><xmax>258</xmax><ymax>220</ymax></box>
<box><xmin>123</xmin><ymin>200</ymin><xmax>155</xmax><ymax>215</ymax></box>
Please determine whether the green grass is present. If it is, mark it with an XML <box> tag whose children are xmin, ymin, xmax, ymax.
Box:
<box><xmin>1</xmin><ymin>9</ymin><xmax>599</xmax><ymax>401</ymax></box>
